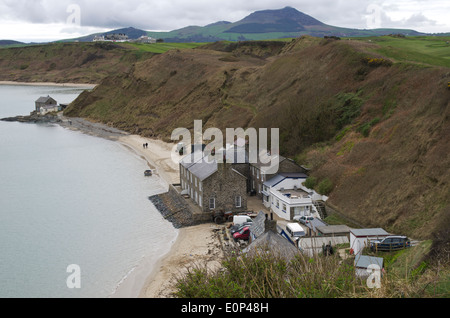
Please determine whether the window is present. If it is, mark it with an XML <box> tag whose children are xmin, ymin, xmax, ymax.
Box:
<box><xmin>199</xmin><ymin>195</ymin><xmax>202</xmax><ymax>207</ymax></box>
<box><xmin>199</xmin><ymin>182</ymin><xmax>202</xmax><ymax>192</ymax></box>
<box><xmin>276</xmin><ymin>200</ymin><xmax>280</xmax><ymax>209</ymax></box>
<box><xmin>235</xmin><ymin>196</ymin><xmax>242</xmax><ymax>208</ymax></box>
<box><xmin>282</xmin><ymin>204</ymin><xmax>287</xmax><ymax>213</ymax></box>
<box><xmin>209</xmin><ymin>198</ymin><xmax>215</xmax><ymax>210</ymax></box>
<box><xmin>195</xmin><ymin>178</ymin><xmax>197</xmax><ymax>187</ymax></box>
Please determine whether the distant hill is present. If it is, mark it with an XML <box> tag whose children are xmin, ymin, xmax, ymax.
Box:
<box><xmin>147</xmin><ymin>6</ymin><xmax>425</xmax><ymax>42</ymax></box>
<box><xmin>57</xmin><ymin>7</ymin><xmax>437</xmax><ymax>44</ymax></box>
<box><xmin>62</xmin><ymin>27</ymin><xmax>149</xmax><ymax>42</ymax></box>
<box><xmin>0</xmin><ymin>40</ymin><xmax>25</xmax><ymax>46</ymax></box>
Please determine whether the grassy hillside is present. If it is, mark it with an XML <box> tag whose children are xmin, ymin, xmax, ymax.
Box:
<box><xmin>0</xmin><ymin>41</ymin><xmax>203</xmax><ymax>84</ymax></box>
<box><xmin>64</xmin><ymin>36</ymin><xmax>450</xmax><ymax>243</ymax></box>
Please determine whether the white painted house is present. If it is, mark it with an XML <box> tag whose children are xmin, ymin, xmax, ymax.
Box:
<box><xmin>350</xmin><ymin>228</ymin><xmax>390</xmax><ymax>255</ymax></box>
<box><xmin>262</xmin><ymin>173</ymin><xmax>328</xmax><ymax>221</ymax></box>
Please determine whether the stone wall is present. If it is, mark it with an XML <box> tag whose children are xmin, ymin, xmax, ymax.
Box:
<box><xmin>149</xmin><ymin>184</ymin><xmax>211</xmax><ymax>229</ymax></box>
<box><xmin>202</xmin><ymin>163</ymin><xmax>248</xmax><ymax>213</ymax></box>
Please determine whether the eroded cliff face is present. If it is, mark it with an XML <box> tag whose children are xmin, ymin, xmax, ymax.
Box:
<box><xmin>65</xmin><ymin>37</ymin><xmax>450</xmax><ymax>239</ymax></box>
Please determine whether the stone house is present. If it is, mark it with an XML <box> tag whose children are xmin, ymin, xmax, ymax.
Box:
<box><xmin>179</xmin><ymin>151</ymin><xmax>248</xmax><ymax>213</ymax></box>
<box><xmin>35</xmin><ymin>96</ymin><xmax>57</xmax><ymax>112</ymax></box>
<box><xmin>250</xmin><ymin>155</ymin><xmax>309</xmax><ymax>198</ymax></box>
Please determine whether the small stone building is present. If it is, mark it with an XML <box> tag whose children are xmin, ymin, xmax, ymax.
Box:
<box><xmin>35</xmin><ymin>96</ymin><xmax>57</xmax><ymax>112</ymax></box>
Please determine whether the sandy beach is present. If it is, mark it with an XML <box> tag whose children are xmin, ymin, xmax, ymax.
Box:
<box><xmin>57</xmin><ymin>115</ymin><xmax>225</xmax><ymax>298</ymax></box>
<box><xmin>0</xmin><ymin>81</ymin><xmax>98</xmax><ymax>89</ymax></box>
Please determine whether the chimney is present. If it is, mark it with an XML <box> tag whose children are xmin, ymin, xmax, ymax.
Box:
<box><xmin>264</xmin><ymin>213</ymin><xmax>277</xmax><ymax>233</ymax></box>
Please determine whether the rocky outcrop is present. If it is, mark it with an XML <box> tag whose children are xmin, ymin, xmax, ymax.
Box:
<box><xmin>1</xmin><ymin>112</ymin><xmax>62</xmax><ymax>124</ymax></box>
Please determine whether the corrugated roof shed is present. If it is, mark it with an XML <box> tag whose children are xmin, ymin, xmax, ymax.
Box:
<box><xmin>350</xmin><ymin>228</ymin><xmax>389</xmax><ymax>237</ymax></box>
<box><xmin>317</xmin><ymin>225</ymin><xmax>352</xmax><ymax>235</ymax></box>
<box><xmin>355</xmin><ymin>255</ymin><xmax>384</xmax><ymax>269</ymax></box>
<box><xmin>298</xmin><ymin>236</ymin><xmax>349</xmax><ymax>250</ymax></box>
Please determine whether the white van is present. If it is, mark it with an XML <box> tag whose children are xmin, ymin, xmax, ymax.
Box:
<box><xmin>286</xmin><ymin>223</ymin><xmax>306</xmax><ymax>242</ymax></box>
<box><xmin>233</xmin><ymin>215</ymin><xmax>253</xmax><ymax>226</ymax></box>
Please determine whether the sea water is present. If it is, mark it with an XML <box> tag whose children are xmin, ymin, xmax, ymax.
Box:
<box><xmin>0</xmin><ymin>84</ymin><xmax>178</xmax><ymax>298</ymax></box>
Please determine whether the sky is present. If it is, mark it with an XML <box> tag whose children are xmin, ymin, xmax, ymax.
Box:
<box><xmin>0</xmin><ymin>0</ymin><xmax>449</xmax><ymax>42</ymax></box>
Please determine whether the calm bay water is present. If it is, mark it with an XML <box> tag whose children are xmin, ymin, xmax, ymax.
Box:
<box><xmin>0</xmin><ymin>85</ymin><xmax>178</xmax><ymax>298</ymax></box>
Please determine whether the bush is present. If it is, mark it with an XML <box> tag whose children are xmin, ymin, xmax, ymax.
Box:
<box><xmin>173</xmin><ymin>249</ymin><xmax>360</xmax><ymax>298</ymax></box>
<box><xmin>362</xmin><ymin>57</ymin><xmax>393</xmax><ymax>67</ymax></box>
<box><xmin>304</xmin><ymin>177</ymin><xmax>317</xmax><ymax>189</ymax></box>
<box><xmin>318</xmin><ymin>178</ymin><xmax>334</xmax><ymax>196</ymax></box>
<box><xmin>358</xmin><ymin>117</ymin><xmax>381</xmax><ymax>137</ymax></box>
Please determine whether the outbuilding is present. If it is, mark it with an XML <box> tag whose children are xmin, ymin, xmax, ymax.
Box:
<box><xmin>35</xmin><ymin>96</ymin><xmax>57</xmax><ymax>112</ymax></box>
<box><xmin>350</xmin><ymin>228</ymin><xmax>390</xmax><ymax>255</ymax></box>
<box><xmin>354</xmin><ymin>255</ymin><xmax>384</xmax><ymax>278</ymax></box>
<box><xmin>316</xmin><ymin>225</ymin><xmax>352</xmax><ymax>239</ymax></box>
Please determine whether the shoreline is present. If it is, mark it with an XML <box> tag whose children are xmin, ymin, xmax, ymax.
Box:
<box><xmin>0</xmin><ymin>81</ymin><xmax>97</xmax><ymax>89</ymax></box>
<box><xmin>57</xmin><ymin>115</ymin><xmax>224</xmax><ymax>298</ymax></box>
<box><xmin>1</xmin><ymin>81</ymin><xmax>225</xmax><ymax>298</ymax></box>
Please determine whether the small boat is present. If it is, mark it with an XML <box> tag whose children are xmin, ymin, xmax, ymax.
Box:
<box><xmin>144</xmin><ymin>170</ymin><xmax>152</xmax><ymax>177</ymax></box>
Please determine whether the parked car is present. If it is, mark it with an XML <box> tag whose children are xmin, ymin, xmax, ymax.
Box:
<box><xmin>297</xmin><ymin>216</ymin><xmax>314</xmax><ymax>225</ymax></box>
<box><xmin>370</xmin><ymin>236</ymin><xmax>411</xmax><ymax>252</ymax></box>
<box><xmin>230</xmin><ymin>222</ymin><xmax>253</xmax><ymax>235</ymax></box>
<box><xmin>233</xmin><ymin>226</ymin><xmax>250</xmax><ymax>241</ymax></box>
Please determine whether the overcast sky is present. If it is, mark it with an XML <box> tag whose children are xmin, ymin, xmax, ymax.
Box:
<box><xmin>1</xmin><ymin>0</ymin><xmax>449</xmax><ymax>42</ymax></box>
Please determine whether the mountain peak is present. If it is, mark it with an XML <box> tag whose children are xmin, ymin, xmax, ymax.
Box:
<box><xmin>240</xmin><ymin>7</ymin><xmax>324</xmax><ymax>26</ymax></box>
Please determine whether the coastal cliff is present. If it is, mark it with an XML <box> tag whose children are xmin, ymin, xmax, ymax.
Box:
<box><xmin>64</xmin><ymin>36</ymin><xmax>450</xmax><ymax>241</ymax></box>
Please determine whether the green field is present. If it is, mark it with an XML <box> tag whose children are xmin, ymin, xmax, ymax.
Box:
<box><xmin>352</xmin><ymin>36</ymin><xmax>450</xmax><ymax>68</ymax></box>
<box><xmin>123</xmin><ymin>42</ymin><xmax>206</xmax><ymax>54</ymax></box>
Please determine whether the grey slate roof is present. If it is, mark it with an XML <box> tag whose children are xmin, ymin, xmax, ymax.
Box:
<box><xmin>263</xmin><ymin>174</ymin><xmax>286</xmax><ymax>188</ymax></box>
<box><xmin>249</xmin><ymin>211</ymin><xmax>267</xmax><ymax>239</ymax></box>
<box><xmin>35</xmin><ymin>96</ymin><xmax>56</xmax><ymax>103</ymax></box>
<box><xmin>263</xmin><ymin>173</ymin><xmax>308</xmax><ymax>188</ymax></box>
<box><xmin>243</xmin><ymin>231</ymin><xmax>300</xmax><ymax>261</ymax></box>
<box><xmin>355</xmin><ymin>255</ymin><xmax>384</xmax><ymax>269</ymax></box>
<box><xmin>250</xmin><ymin>155</ymin><xmax>286</xmax><ymax>169</ymax></box>
<box><xmin>350</xmin><ymin>228</ymin><xmax>389</xmax><ymax>237</ymax></box>
<box><xmin>190</xmin><ymin>160</ymin><xmax>218</xmax><ymax>181</ymax></box>
<box><xmin>180</xmin><ymin>149</ymin><xmax>247</xmax><ymax>181</ymax></box>
<box><xmin>316</xmin><ymin>225</ymin><xmax>352</xmax><ymax>235</ymax></box>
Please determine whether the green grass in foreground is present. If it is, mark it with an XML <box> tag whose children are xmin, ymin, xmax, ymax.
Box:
<box><xmin>352</xmin><ymin>36</ymin><xmax>450</xmax><ymax>68</ymax></box>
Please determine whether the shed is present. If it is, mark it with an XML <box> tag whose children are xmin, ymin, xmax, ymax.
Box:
<box><xmin>316</xmin><ymin>225</ymin><xmax>352</xmax><ymax>239</ymax></box>
<box><xmin>298</xmin><ymin>236</ymin><xmax>349</xmax><ymax>257</ymax></box>
<box><xmin>304</xmin><ymin>218</ymin><xmax>328</xmax><ymax>236</ymax></box>
<box><xmin>354</xmin><ymin>255</ymin><xmax>384</xmax><ymax>278</ymax></box>
<box><xmin>350</xmin><ymin>228</ymin><xmax>390</xmax><ymax>255</ymax></box>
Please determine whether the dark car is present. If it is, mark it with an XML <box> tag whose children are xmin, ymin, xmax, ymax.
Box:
<box><xmin>370</xmin><ymin>236</ymin><xmax>411</xmax><ymax>252</ymax></box>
